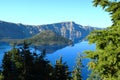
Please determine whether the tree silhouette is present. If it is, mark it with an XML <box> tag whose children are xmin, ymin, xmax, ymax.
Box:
<box><xmin>53</xmin><ymin>56</ymin><xmax>71</xmax><ymax>80</ymax></box>
<box><xmin>72</xmin><ymin>53</ymin><xmax>83</xmax><ymax>80</ymax></box>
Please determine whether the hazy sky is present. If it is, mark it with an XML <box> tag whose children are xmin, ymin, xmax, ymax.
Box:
<box><xmin>0</xmin><ymin>0</ymin><xmax>112</xmax><ymax>28</ymax></box>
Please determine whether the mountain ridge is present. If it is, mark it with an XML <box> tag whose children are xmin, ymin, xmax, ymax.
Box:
<box><xmin>0</xmin><ymin>20</ymin><xmax>100</xmax><ymax>43</ymax></box>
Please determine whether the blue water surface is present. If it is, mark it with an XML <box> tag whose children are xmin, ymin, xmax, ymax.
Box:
<box><xmin>0</xmin><ymin>41</ymin><xmax>95</xmax><ymax>80</ymax></box>
<box><xmin>46</xmin><ymin>41</ymin><xmax>95</xmax><ymax>80</ymax></box>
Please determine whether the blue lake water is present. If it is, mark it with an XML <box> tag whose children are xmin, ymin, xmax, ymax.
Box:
<box><xmin>0</xmin><ymin>41</ymin><xmax>95</xmax><ymax>80</ymax></box>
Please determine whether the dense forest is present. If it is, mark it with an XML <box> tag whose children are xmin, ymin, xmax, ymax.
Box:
<box><xmin>0</xmin><ymin>0</ymin><xmax>120</xmax><ymax>80</ymax></box>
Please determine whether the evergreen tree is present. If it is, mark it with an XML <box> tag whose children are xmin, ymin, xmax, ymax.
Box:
<box><xmin>0</xmin><ymin>72</ymin><xmax>3</xmax><ymax>80</ymax></box>
<box><xmin>19</xmin><ymin>42</ymin><xmax>33</xmax><ymax>80</ymax></box>
<box><xmin>2</xmin><ymin>42</ymin><xmax>34</xmax><ymax>80</ymax></box>
<box><xmin>2</xmin><ymin>48</ymin><xmax>23</xmax><ymax>80</ymax></box>
<box><xmin>2</xmin><ymin>52</ymin><xmax>12</xmax><ymax>80</ymax></box>
<box><xmin>72</xmin><ymin>53</ymin><xmax>82</xmax><ymax>80</ymax></box>
<box><xmin>53</xmin><ymin>56</ymin><xmax>71</xmax><ymax>80</ymax></box>
<box><xmin>2</xmin><ymin>42</ymin><xmax>54</xmax><ymax>80</ymax></box>
<box><xmin>85</xmin><ymin>0</ymin><xmax>120</xmax><ymax>80</ymax></box>
<box><xmin>32</xmin><ymin>49</ymin><xmax>53</xmax><ymax>80</ymax></box>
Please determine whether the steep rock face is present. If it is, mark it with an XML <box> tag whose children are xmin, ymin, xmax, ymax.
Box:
<box><xmin>33</xmin><ymin>22</ymin><xmax>100</xmax><ymax>42</ymax></box>
<box><xmin>37</xmin><ymin>22</ymin><xmax>93</xmax><ymax>42</ymax></box>
<box><xmin>0</xmin><ymin>20</ymin><xmax>99</xmax><ymax>43</ymax></box>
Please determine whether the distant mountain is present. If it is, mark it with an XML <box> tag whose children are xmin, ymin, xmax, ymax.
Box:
<box><xmin>16</xmin><ymin>30</ymin><xmax>72</xmax><ymax>46</ymax></box>
<box><xmin>0</xmin><ymin>21</ymin><xmax>38</xmax><ymax>39</ymax></box>
<box><xmin>0</xmin><ymin>20</ymin><xmax>100</xmax><ymax>43</ymax></box>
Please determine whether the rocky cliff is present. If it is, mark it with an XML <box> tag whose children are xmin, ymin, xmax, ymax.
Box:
<box><xmin>0</xmin><ymin>20</ymin><xmax>100</xmax><ymax>43</ymax></box>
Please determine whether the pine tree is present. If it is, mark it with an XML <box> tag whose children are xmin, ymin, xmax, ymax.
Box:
<box><xmin>2</xmin><ymin>48</ymin><xmax>23</xmax><ymax>80</ymax></box>
<box><xmin>32</xmin><ymin>49</ymin><xmax>53</xmax><ymax>80</ymax></box>
<box><xmin>72</xmin><ymin>53</ymin><xmax>82</xmax><ymax>80</ymax></box>
<box><xmin>2</xmin><ymin>52</ymin><xmax>12</xmax><ymax>80</ymax></box>
<box><xmin>54</xmin><ymin>56</ymin><xmax>71</xmax><ymax>80</ymax></box>
<box><xmin>2</xmin><ymin>42</ymin><xmax>33</xmax><ymax>80</ymax></box>
<box><xmin>0</xmin><ymin>72</ymin><xmax>3</xmax><ymax>80</ymax></box>
<box><xmin>85</xmin><ymin>0</ymin><xmax>120</xmax><ymax>80</ymax></box>
<box><xmin>2</xmin><ymin>42</ymin><xmax>54</xmax><ymax>80</ymax></box>
<box><xmin>19</xmin><ymin>42</ymin><xmax>34</xmax><ymax>80</ymax></box>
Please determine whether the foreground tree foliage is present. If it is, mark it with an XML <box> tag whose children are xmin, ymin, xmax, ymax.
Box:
<box><xmin>0</xmin><ymin>73</ymin><xmax>3</xmax><ymax>80</ymax></box>
<box><xmin>2</xmin><ymin>47</ymin><xmax>23</xmax><ymax>80</ymax></box>
<box><xmin>2</xmin><ymin>43</ymin><xmax>54</xmax><ymax>80</ymax></box>
<box><xmin>72</xmin><ymin>53</ymin><xmax>83</xmax><ymax>80</ymax></box>
<box><xmin>53</xmin><ymin>56</ymin><xmax>71</xmax><ymax>80</ymax></box>
<box><xmin>2</xmin><ymin>42</ymin><xmax>80</xmax><ymax>80</ymax></box>
<box><xmin>85</xmin><ymin>0</ymin><xmax>120</xmax><ymax>80</ymax></box>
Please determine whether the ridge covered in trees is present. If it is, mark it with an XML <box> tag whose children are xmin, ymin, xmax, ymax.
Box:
<box><xmin>15</xmin><ymin>30</ymin><xmax>72</xmax><ymax>46</ymax></box>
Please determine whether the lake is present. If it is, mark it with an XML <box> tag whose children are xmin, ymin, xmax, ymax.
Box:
<box><xmin>0</xmin><ymin>41</ymin><xmax>95</xmax><ymax>80</ymax></box>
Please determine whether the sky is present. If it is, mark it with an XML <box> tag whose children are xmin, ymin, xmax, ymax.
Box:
<box><xmin>0</xmin><ymin>0</ymin><xmax>112</xmax><ymax>28</ymax></box>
